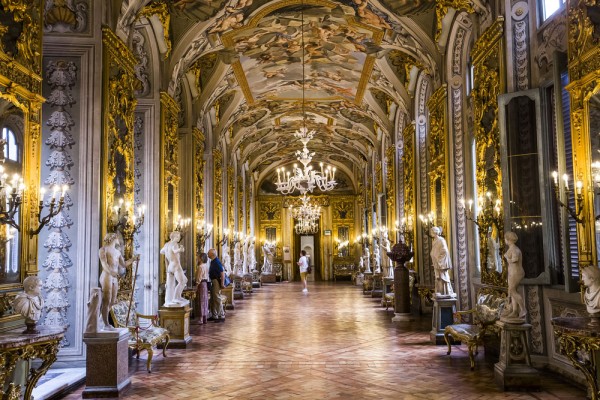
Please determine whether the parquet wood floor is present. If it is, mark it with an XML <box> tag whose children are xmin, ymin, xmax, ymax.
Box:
<box><xmin>65</xmin><ymin>282</ymin><xmax>586</xmax><ymax>399</ymax></box>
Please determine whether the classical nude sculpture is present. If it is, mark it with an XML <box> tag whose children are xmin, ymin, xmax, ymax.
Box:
<box><xmin>501</xmin><ymin>231</ymin><xmax>527</xmax><ymax>321</ymax></box>
<box><xmin>99</xmin><ymin>233</ymin><xmax>137</xmax><ymax>330</ymax></box>
<box><xmin>161</xmin><ymin>231</ymin><xmax>189</xmax><ymax>307</ymax></box>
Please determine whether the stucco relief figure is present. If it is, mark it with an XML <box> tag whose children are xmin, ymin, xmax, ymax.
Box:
<box><xmin>248</xmin><ymin>238</ymin><xmax>257</xmax><ymax>272</ymax></box>
<box><xmin>234</xmin><ymin>241</ymin><xmax>243</xmax><ymax>275</ymax></box>
<box><xmin>13</xmin><ymin>276</ymin><xmax>44</xmax><ymax>333</ymax></box>
<box><xmin>364</xmin><ymin>247</ymin><xmax>371</xmax><ymax>273</ymax></box>
<box><xmin>161</xmin><ymin>231</ymin><xmax>189</xmax><ymax>307</ymax></box>
<box><xmin>262</xmin><ymin>243</ymin><xmax>275</xmax><ymax>274</ymax></box>
<box><xmin>501</xmin><ymin>231</ymin><xmax>527</xmax><ymax>321</ymax></box>
<box><xmin>373</xmin><ymin>244</ymin><xmax>381</xmax><ymax>274</ymax></box>
<box><xmin>242</xmin><ymin>237</ymin><xmax>249</xmax><ymax>274</ymax></box>
<box><xmin>430</xmin><ymin>227</ymin><xmax>455</xmax><ymax>298</ymax></box>
<box><xmin>99</xmin><ymin>233</ymin><xmax>137</xmax><ymax>330</ymax></box>
<box><xmin>582</xmin><ymin>265</ymin><xmax>600</xmax><ymax>315</ymax></box>
<box><xmin>222</xmin><ymin>242</ymin><xmax>232</xmax><ymax>275</ymax></box>
<box><xmin>84</xmin><ymin>287</ymin><xmax>103</xmax><ymax>334</ymax></box>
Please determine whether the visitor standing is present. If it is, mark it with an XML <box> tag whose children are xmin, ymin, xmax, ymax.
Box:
<box><xmin>208</xmin><ymin>248</ymin><xmax>226</xmax><ymax>322</ymax></box>
<box><xmin>297</xmin><ymin>250</ymin><xmax>309</xmax><ymax>293</ymax></box>
<box><xmin>195</xmin><ymin>252</ymin><xmax>210</xmax><ymax>324</ymax></box>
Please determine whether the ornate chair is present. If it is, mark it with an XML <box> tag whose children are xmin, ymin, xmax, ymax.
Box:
<box><xmin>111</xmin><ymin>300</ymin><xmax>170</xmax><ymax>372</ymax></box>
<box><xmin>443</xmin><ymin>291</ymin><xmax>506</xmax><ymax>370</ymax></box>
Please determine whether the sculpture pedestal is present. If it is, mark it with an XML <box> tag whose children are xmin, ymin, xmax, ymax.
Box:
<box><xmin>82</xmin><ymin>329</ymin><xmax>130</xmax><ymax>398</ymax></box>
<box><xmin>159</xmin><ymin>305</ymin><xmax>191</xmax><ymax>349</ymax></box>
<box><xmin>494</xmin><ymin>320</ymin><xmax>539</xmax><ymax>391</ymax></box>
<box><xmin>221</xmin><ymin>286</ymin><xmax>235</xmax><ymax>309</ymax></box>
<box><xmin>392</xmin><ymin>263</ymin><xmax>414</xmax><ymax>322</ymax></box>
<box><xmin>251</xmin><ymin>271</ymin><xmax>261</xmax><ymax>288</ymax></box>
<box><xmin>354</xmin><ymin>273</ymin><xmax>364</xmax><ymax>286</ymax></box>
<box><xmin>261</xmin><ymin>273</ymin><xmax>276</xmax><ymax>283</ymax></box>
<box><xmin>362</xmin><ymin>272</ymin><xmax>373</xmax><ymax>295</ymax></box>
<box><xmin>430</xmin><ymin>296</ymin><xmax>457</xmax><ymax>344</ymax></box>
<box><xmin>371</xmin><ymin>274</ymin><xmax>383</xmax><ymax>298</ymax></box>
<box><xmin>233</xmin><ymin>275</ymin><xmax>244</xmax><ymax>300</ymax></box>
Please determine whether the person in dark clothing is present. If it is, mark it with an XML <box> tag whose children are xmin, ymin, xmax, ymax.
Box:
<box><xmin>207</xmin><ymin>248</ymin><xmax>225</xmax><ymax>322</ymax></box>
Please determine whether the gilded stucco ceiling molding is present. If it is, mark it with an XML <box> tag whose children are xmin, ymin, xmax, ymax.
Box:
<box><xmin>434</xmin><ymin>0</ymin><xmax>489</xmax><ymax>42</ymax></box>
<box><xmin>138</xmin><ymin>0</ymin><xmax>172</xmax><ymax>59</ymax></box>
<box><xmin>471</xmin><ymin>17</ymin><xmax>506</xmax><ymax>287</ymax></box>
<box><xmin>44</xmin><ymin>0</ymin><xmax>88</xmax><ymax>34</ymax></box>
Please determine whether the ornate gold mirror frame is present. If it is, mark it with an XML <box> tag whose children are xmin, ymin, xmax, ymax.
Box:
<box><xmin>257</xmin><ymin>197</ymin><xmax>282</xmax><ymax>260</ymax></box>
<box><xmin>0</xmin><ymin>0</ymin><xmax>44</xmax><ymax>325</ymax></box>
<box><xmin>566</xmin><ymin>0</ymin><xmax>600</xmax><ymax>270</ymax></box>
<box><xmin>332</xmin><ymin>196</ymin><xmax>355</xmax><ymax>261</ymax></box>
<box><xmin>160</xmin><ymin>92</ymin><xmax>180</xmax><ymax>282</ymax></box>
<box><xmin>471</xmin><ymin>18</ymin><xmax>507</xmax><ymax>287</ymax></box>
<box><xmin>101</xmin><ymin>27</ymin><xmax>137</xmax><ymax>296</ymax></box>
<box><xmin>402</xmin><ymin>122</ymin><xmax>416</xmax><ymax>269</ymax></box>
<box><xmin>427</xmin><ymin>84</ymin><xmax>448</xmax><ymax>236</ymax></box>
<box><xmin>193</xmin><ymin>127</ymin><xmax>205</xmax><ymax>255</ymax></box>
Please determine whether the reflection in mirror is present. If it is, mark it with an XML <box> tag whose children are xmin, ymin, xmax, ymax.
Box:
<box><xmin>486</xmin><ymin>225</ymin><xmax>502</xmax><ymax>272</ymax></box>
<box><xmin>265</xmin><ymin>227</ymin><xmax>276</xmax><ymax>243</ymax></box>
<box><xmin>338</xmin><ymin>226</ymin><xmax>349</xmax><ymax>257</ymax></box>
<box><xmin>0</xmin><ymin>101</ymin><xmax>23</xmax><ymax>285</ymax></box>
<box><xmin>167</xmin><ymin>183</ymin><xmax>174</xmax><ymax>234</ymax></box>
<box><xmin>434</xmin><ymin>178</ymin><xmax>442</xmax><ymax>225</ymax></box>
<box><xmin>590</xmin><ymin>93</ymin><xmax>600</xmax><ymax>265</ymax></box>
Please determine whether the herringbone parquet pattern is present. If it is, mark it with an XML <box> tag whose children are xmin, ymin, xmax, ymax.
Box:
<box><xmin>65</xmin><ymin>282</ymin><xmax>586</xmax><ymax>399</ymax></box>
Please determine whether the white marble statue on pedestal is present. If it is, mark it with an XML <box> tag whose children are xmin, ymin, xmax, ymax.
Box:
<box><xmin>582</xmin><ymin>265</ymin><xmax>600</xmax><ymax>315</ymax></box>
<box><xmin>242</xmin><ymin>237</ymin><xmax>249</xmax><ymax>274</ymax></box>
<box><xmin>364</xmin><ymin>247</ymin><xmax>371</xmax><ymax>273</ymax></box>
<box><xmin>161</xmin><ymin>231</ymin><xmax>189</xmax><ymax>307</ymax></box>
<box><xmin>98</xmin><ymin>233</ymin><xmax>137</xmax><ymax>330</ymax></box>
<box><xmin>248</xmin><ymin>238</ymin><xmax>257</xmax><ymax>272</ymax></box>
<box><xmin>380</xmin><ymin>232</ymin><xmax>392</xmax><ymax>278</ymax></box>
<box><xmin>262</xmin><ymin>242</ymin><xmax>275</xmax><ymax>274</ymax></box>
<box><xmin>373</xmin><ymin>243</ymin><xmax>381</xmax><ymax>274</ymax></box>
<box><xmin>430</xmin><ymin>227</ymin><xmax>455</xmax><ymax>298</ymax></box>
<box><xmin>501</xmin><ymin>231</ymin><xmax>526</xmax><ymax>321</ymax></box>
<box><xmin>222</xmin><ymin>242</ymin><xmax>232</xmax><ymax>275</ymax></box>
<box><xmin>84</xmin><ymin>287</ymin><xmax>103</xmax><ymax>334</ymax></box>
<box><xmin>233</xmin><ymin>241</ymin><xmax>243</xmax><ymax>275</ymax></box>
<box><xmin>12</xmin><ymin>276</ymin><xmax>44</xmax><ymax>333</ymax></box>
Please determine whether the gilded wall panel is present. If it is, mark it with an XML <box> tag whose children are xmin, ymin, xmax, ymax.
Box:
<box><xmin>402</xmin><ymin>122</ymin><xmax>417</xmax><ymax>270</ymax></box>
<box><xmin>427</xmin><ymin>84</ymin><xmax>448</xmax><ymax>237</ymax></box>
<box><xmin>385</xmin><ymin>145</ymin><xmax>396</xmax><ymax>232</ymax></box>
<box><xmin>213</xmin><ymin>148</ymin><xmax>223</xmax><ymax>244</ymax></box>
<box><xmin>471</xmin><ymin>18</ymin><xmax>506</xmax><ymax>287</ymax></box>
<box><xmin>193</xmin><ymin>127</ymin><xmax>205</xmax><ymax>254</ymax></box>
<box><xmin>331</xmin><ymin>196</ymin><xmax>355</xmax><ymax>260</ymax></box>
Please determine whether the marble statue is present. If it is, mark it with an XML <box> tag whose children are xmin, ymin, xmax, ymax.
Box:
<box><xmin>99</xmin><ymin>233</ymin><xmax>137</xmax><ymax>330</ymax></box>
<box><xmin>581</xmin><ymin>265</ymin><xmax>600</xmax><ymax>315</ymax></box>
<box><xmin>358</xmin><ymin>256</ymin><xmax>364</xmax><ymax>272</ymax></box>
<box><xmin>161</xmin><ymin>231</ymin><xmax>189</xmax><ymax>307</ymax></box>
<box><xmin>430</xmin><ymin>227</ymin><xmax>455</xmax><ymax>297</ymax></box>
<box><xmin>373</xmin><ymin>244</ymin><xmax>381</xmax><ymax>274</ymax></box>
<box><xmin>501</xmin><ymin>231</ymin><xmax>526</xmax><ymax>321</ymax></box>
<box><xmin>380</xmin><ymin>232</ymin><xmax>392</xmax><ymax>277</ymax></box>
<box><xmin>12</xmin><ymin>276</ymin><xmax>44</xmax><ymax>333</ymax></box>
<box><xmin>248</xmin><ymin>238</ymin><xmax>257</xmax><ymax>272</ymax></box>
<box><xmin>84</xmin><ymin>287</ymin><xmax>103</xmax><ymax>334</ymax></box>
<box><xmin>222</xmin><ymin>242</ymin><xmax>232</xmax><ymax>275</ymax></box>
<box><xmin>242</xmin><ymin>237</ymin><xmax>249</xmax><ymax>274</ymax></box>
<box><xmin>364</xmin><ymin>247</ymin><xmax>371</xmax><ymax>273</ymax></box>
<box><xmin>234</xmin><ymin>241</ymin><xmax>243</xmax><ymax>275</ymax></box>
<box><xmin>262</xmin><ymin>242</ymin><xmax>275</xmax><ymax>274</ymax></box>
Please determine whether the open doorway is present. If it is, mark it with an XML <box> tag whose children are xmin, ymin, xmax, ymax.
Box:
<box><xmin>293</xmin><ymin>232</ymin><xmax>321</xmax><ymax>281</ymax></box>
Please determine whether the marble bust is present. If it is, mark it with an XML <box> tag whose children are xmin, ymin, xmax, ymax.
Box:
<box><xmin>13</xmin><ymin>276</ymin><xmax>44</xmax><ymax>333</ymax></box>
<box><xmin>582</xmin><ymin>265</ymin><xmax>600</xmax><ymax>315</ymax></box>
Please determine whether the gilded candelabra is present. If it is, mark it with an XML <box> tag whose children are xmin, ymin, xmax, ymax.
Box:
<box><xmin>395</xmin><ymin>217</ymin><xmax>414</xmax><ymax>247</ymax></box>
<box><xmin>174</xmin><ymin>215</ymin><xmax>191</xmax><ymax>242</ymax></box>
<box><xmin>418</xmin><ymin>212</ymin><xmax>437</xmax><ymax>238</ymax></box>
<box><xmin>0</xmin><ymin>169</ymin><xmax>24</xmax><ymax>231</ymax></box>
<box><xmin>107</xmin><ymin>199</ymin><xmax>145</xmax><ymax>257</ymax></box>
<box><xmin>217</xmin><ymin>228</ymin><xmax>230</xmax><ymax>246</ymax></box>
<box><xmin>461</xmin><ymin>192</ymin><xmax>503</xmax><ymax>232</ymax></box>
<box><xmin>29</xmin><ymin>185</ymin><xmax>69</xmax><ymax>236</ymax></box>
<box><xmin>354</xmin><ymin>232</ymin><xmax>370</xmax><ymax>249</ymax></box>
<box><xmin>551</xmin><ymin>171</ymin><xmax>585</xmax><ymax>224</ymax></box>
<box><xmin>231</xmin><ymin>230</ymin><xmax>244</xmax><ymax>245</ymax></box>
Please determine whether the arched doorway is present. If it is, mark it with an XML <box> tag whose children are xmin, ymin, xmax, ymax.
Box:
<box><xmin>293</xmin><ymin>231</ymin><xmax>322</xmax><ymax>281</ymax></box>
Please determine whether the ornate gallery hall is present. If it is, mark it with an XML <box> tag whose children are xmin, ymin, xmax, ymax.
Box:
<box><xmin>1</xmin><ymin>0</ymin><xmax>600</xmax><ymax>399</ymax></box>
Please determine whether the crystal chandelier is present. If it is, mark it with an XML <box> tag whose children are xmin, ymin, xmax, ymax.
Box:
<box><xmin>291</xmin><ymin>195</ymin><xmax>321</xmax><ymax>235</ymax></box>
<box><xmin>274</xmin><ymin>4</ymin><xmax>336</xmax><ymax>196</ymax></box>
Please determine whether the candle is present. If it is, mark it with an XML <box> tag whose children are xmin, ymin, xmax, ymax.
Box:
<box><xmin>61</xmin><ymin>185</ymin><xmax>68</xmax><ymax>197</ymax></box>
<box><xmin>552</xmin><ymin>171</ymin><xmax>558</xmax><ymax>186</ymax></box>
<box><xmin>563</xmin><ymin>174</ymin><xmax>569</xmax><ymax>190</ymax></box>
<box><xmin>467</xmin><ymin>199</ymin><xmax>473</xmax><ymax>212</ymax></box>
<box><xmin>576</xmin><ymin>180</ymin><xmax>583</xmax><ymax>195</ymax></box>
<box><xmin>40</xmin><ymin>187</ymin><xmax>46</xmax><ymax>199</ymax></box>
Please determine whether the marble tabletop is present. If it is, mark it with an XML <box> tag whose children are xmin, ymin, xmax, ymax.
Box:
<box><xmin>0</xmin><ymin>327</ymin><xmax>65</xmax><ymax>350</ymax></box>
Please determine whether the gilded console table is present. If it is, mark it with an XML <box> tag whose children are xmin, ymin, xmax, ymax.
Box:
<box><xmin>0</xmin><ymin>327</ymin><xmax>65</xmax><ymax>400</ymax></box>
<box><xmin>552</xmin><ymin>317</ymin><xmax>600</xmax><ymax>400</ymax></box>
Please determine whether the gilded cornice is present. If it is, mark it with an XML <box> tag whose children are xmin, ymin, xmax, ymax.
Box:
<box><xmin>137</xmin><ymin>0</ymin><xmax>171</xmax><ymax>59</ymax></box>
<box><xmin>102</xmin><ymin>26</ymin><xmax>136</xmax><ymax>74</ymax></box>
<box><xmin>471</xmin><ymin>17</ymin><xmax>504</xmax><ymax>65</ymax></box>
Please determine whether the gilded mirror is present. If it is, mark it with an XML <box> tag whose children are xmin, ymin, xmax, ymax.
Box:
<box><xmin>167</xmin><ymin>182</ymin><xmax>175</xmax><ymax>234</ymax></box>
<box><xmin>0</xmin><ymin>102</ymin><xmax>23</xmax><ymax>286</ymax></box>
<box><xmin>590</xmin><ymin>92</ymin><xmax>600</xmax><ymax>264</ymax></box>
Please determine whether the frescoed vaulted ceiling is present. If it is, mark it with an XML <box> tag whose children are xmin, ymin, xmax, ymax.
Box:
<box><xmin>119</xmin><ymin>0</ymin><xmax>440</xmax><ymax>194</ymax></box>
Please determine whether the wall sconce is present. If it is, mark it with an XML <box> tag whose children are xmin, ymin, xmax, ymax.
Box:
<box><xmin>196</xmin><ymin>219</ymin><xmax>213</xmax><ymax>251</ymax></box>
<box><xmin>217</xmin><ymin>228</ymin><xmax>230</xmax><ymax>246</ymax></box>
<box><xmin>231</xmin><ymin>230</ymin><xmax>244</xmax><ymax>245</ymax></box>
<box><xmin>107</xmin><ymin>198</ymin><xmax>145</xmax><ymax>239</ymax></box>
<box><xmin>418</xmin><ymin>212</ymin><xmax>436</xmax><ymax>237</ymax></box>
<box><xmin>461</xmin><ymin>191</ymin><xmax>503</xmax><ymax>231</ymax></box>
<box><xmin>174</xmin><ymin>215</ymin><xmax>191</xmax><ymax>242</ymax></box>
<box><xmin>29</xmin><ymin>185</ymin><xmax>69</xmax><ymax>236</ymax></box>
<box><xmin>0</xmin><ymin>169</ymin><xmax>24</xmax><ymax>231</ymax></box>
<box><xmin>551</xmin><ymin>171</ymin><xmax>585</xmax><ymax>224</ymax></box>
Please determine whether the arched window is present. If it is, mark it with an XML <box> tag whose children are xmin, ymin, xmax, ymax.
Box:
<box><xmin>2</xmin><ymin>127</ymin><xmax>19</xmax><ymax>163</ymax></box>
